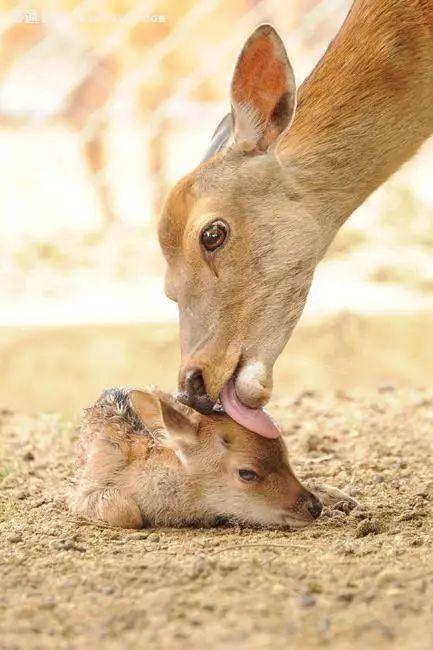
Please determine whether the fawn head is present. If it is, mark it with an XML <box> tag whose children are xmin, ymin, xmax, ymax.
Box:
<box><xmin>130</xmin><ymin>388</ymin><xmax>322</xmax><ymax>528</ymax></box>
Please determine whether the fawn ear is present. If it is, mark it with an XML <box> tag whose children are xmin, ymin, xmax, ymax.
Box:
<box><xmin>159</xmin><ymin>396</ymin><xmax>200</xmax><ymax>451</ymax></box>
<box><xmin>129</xmin><ymin>389</ymin><xmax>200</xmax><ymax>459</ymax></box>
<box><xmin>230</xmin><ymin>24</ymin><xmax>296</xmax><ymax>152</ymax></box>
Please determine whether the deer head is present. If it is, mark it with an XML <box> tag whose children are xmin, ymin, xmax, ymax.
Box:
<box><xmin>159</xmin><ymin>25</ymin><xmax>322</xmax><ymax>428</ymax></box>
<box><xmin>159</xmin><ymin>3</ymin><xmax>433</xmax><ymax>431</ymax></box>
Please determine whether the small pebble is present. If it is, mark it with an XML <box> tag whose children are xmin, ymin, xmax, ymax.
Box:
<box><xmin>335</xmin><ymin>390</ymin><xmax>352</xmax><ymax>401</ymax></box>
<box><xmin>202</xmin><ymin>603</ymin><xmax>215</xmax><ymax>612</ymax></box>
<box><xmin>378</xmin><ymin>384</ymin><xmax>395</xmax><ymax>393</ymax></box>
<box><xmin>108</xmin><ymin>531</ymin><xmax>122</xmax><ymax>540</ymax></box>
<box><xmin>0</xmin><ymin>408</ymin><xmax>12</xmax><ymax>416</ymax></box>
<box><xmin>299</xmin><ymin>593</ymin><xmax>316</xmax><ymax>608</ymax></box>
<box><xmin>271</xmin><ymin>583</ymin><xmax>285</xmax><ymax>596</ymax></box>
<box><xmin>346</xmin><ymin>486</ymin><xmax>363</xmax><ymax>498</ymax></box>
<box><xmin>343</xmin><ymin>542</ymin><xmax>356</xmax><ymax>555</ymax></box>
<box><xmin>316</xmin><ymin>617</ymin><xmax>331</xmax><ymax>634</ymax></box>
<box><xmin>39</xmin><ymin>597</ymin><xmax>56</xmax><ymax>611</ymax></box>
<box><xmin>8</xmin><ymin>533</ymin><xmax>23</xmax><ymax>543</ymax></box>
<box><xmin>52</xmin><ymin>537</ymin><xmax>85</xmax><ymax>552</ymax></box>
<box><xmin>352</xmin><ymin>507</ymin><xmax>372</xmax><ymax>521</ymax></box>
<box><xmin>303</xmin><ymin>433</ymin><xmax>320</xmax><ymax>452</ymax></box>
<box><xmin>397</xmin><ymin>509</ymin><xmax>424</xmax><ymax>522</ymax></box>
<box><xmin>330</xmin><ymin>509</ymin><xmax>345</xmax><ymax>520</ymax></box>
<box><xmin>189</xmin><ymin>557</ymin><xmax>209</xmax><ymax>579</ymax></box>
<box><xmin>355</xmin><ymin>518</ymin><xmax>381</xmax><ymax>538</ymax></box>
<box><xmin>388</xmin><ymin>527</ymin><xmax>401</xmax><ymax>535</ymax></box>
<box><xmin>337</xmin><ymin>591</ymin><xmax>354</xmax><ymax>603</ymax></box>
<box><xmin>334</xmin><ymin>500</ymin><xmax>356</xmax><ymax>515</ymax></box>
<box><xmin>376</xmin><ymin>569</ymin><xmax>399</xmax><ymax>587</ymax></box>
<box><xmin>307</xmin><ymin>580</ymin><xmax>323</xmax><ymax>594</ymax></box>
<box><xmin>32</xmin><ymin>497</ymin><xmax>48</xmax><ymax>508</ymax></box>
<box><xmin>219</xmin><ymin>559</ymin><xmax>239</xmax><ymax>573</ymax></box>
<box><xmin>127</xmin><ymin>531</ymin><xmax>149</xmax><ymax>540</ymax></box>
<box><xmin>417</xmin><ymin>580</ymin><xmax>427</xmax><ymax>594</ymax></box>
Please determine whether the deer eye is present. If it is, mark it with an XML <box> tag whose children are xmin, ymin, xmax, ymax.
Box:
<box><xmin>238</xmin><ymin>469</ymin><xmax>259</xmax><ymax>482</ymax></box>
<box><xmin>200</xmin><ymin>221</ymin><xmax>228</xmax><ymax>252</ymax></box>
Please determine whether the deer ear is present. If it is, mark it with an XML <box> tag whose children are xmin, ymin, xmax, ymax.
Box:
<box><xmin>129</xmin><ymin>389</ymin><xmax>200</xmax><ymax>459</ymax></box>
<box><xmin>230</xmin><ymin>24</ymin><xmax>296</xmax><ymax>152</ymax></box>
<box><xmin>202</xmin><ymin>113</ymin><xmax>233</xmax><ymax>162</ymax></box>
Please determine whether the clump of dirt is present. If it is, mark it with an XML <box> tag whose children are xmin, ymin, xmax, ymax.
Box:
<box><xmin>0</xmin><ymin>389</ymin><xmax>432</xmax><ymax>650</ymax></box>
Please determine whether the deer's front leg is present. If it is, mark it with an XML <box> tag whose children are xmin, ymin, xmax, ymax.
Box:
<box><xmin>307</xmin><ymin>483</ymin><xmax>359</xmax><ymax>513</ymax></box>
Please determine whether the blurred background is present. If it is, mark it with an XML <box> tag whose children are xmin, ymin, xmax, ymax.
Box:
<box><xmin>1</xmin><ymin>0</ymin><xmax>433</xmax><ymax>415</ymax></box>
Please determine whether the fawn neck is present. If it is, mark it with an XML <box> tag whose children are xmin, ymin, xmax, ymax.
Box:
<box><xmin>278</xmin><ymin>0</ymin><xmax>433</xmax><ymax>246</ymax></box>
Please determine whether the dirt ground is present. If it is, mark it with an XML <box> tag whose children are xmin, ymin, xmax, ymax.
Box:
<box><xmin>1</xmin><ymin>388</ymin><xmax>432</xmax><ymax>650</ymax></box>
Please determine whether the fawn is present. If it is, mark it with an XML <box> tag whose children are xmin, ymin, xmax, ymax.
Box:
<box><xmin>69</xmin><ymin>386</ymin><xmax>355</xmax><ymax>529</ymax></box>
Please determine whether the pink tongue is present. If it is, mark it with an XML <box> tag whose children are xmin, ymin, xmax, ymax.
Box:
<box><xmin>221</xmin><ymin>380</ymin><xmax>282</xmax><ymax>438</ymax></box>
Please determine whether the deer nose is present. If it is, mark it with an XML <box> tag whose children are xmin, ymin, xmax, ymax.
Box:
<box><xmin>307</xmin><ymin>495</ymin><xmax>323</xmax><ymax>520</ymax></box>
<box><xmin>185</xmin><ymin>368</ymin><xmax>206</xmax><ymax>396</ymax></box>
<box><xmin>177</xmin><ymin>368</ymin><xmax>216</xmax><ymax>415</ymax></box>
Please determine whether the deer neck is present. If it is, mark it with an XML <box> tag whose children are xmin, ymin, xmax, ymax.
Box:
<box><xmin>277</xmin><ymin>0</ymin><xmax>433</xmax><ymax>247</ymax></box>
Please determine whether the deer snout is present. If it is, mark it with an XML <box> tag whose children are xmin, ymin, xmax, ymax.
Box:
<box><xmin>177</xmin><ymin>367</ymin><xmax>216</xmax><ymax>415</ymax></box>
<box><xmin>299</xmin><ymin>491</ymin><xmax>323</xmax><ymax>521</ymax></box>
<box><xmin>307</xmin><ymin>494</ymin><xmax>323</xmax><ymax>520</ymax></box>
<box><xmin>286</xmin><ymin>487</ymin><xmax>323</xmax><ymax>525</ymax></box>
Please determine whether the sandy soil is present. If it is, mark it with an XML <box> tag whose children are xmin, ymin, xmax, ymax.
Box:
<box><xmin>1</xmin><ymin>388</ymin><xmax>432</xmax><ymax>650</ymax></box>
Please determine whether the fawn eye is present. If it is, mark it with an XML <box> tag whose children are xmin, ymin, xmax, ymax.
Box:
<box><xmin>238</xmin><ymin>469</ymin><xmax>259</xmax><ymax>482</ymax></box>
<box><xmin>200</xmin><ymin>221</ymin><xmax>228</xmax><ymax>252</ymax></box>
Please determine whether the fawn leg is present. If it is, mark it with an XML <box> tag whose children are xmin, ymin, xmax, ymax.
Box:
<box><xmin>77</xmin><ymin>487</ymin><xmax>143</xmax><ymax>529</ymax></box>
<box><xmin>70</xmin><ymin>440</ymin><xmax>143</xmax><ymax>528</ymax></box>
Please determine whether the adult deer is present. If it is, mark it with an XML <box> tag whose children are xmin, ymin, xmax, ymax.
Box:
<box><xmin>159</xmin><ymin>0</ymin><xmax>433</xmax><ymax>435</ymax></box>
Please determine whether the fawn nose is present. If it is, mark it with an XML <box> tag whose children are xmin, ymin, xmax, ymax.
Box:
<box><xmin>307</xmin><ymin>495</ymin><xmax>323</xmax><ymax>520</ymax></box>
<box><xmin>178</xmin><ymin>368</ymin><xmax>215</xmax><ymax>415</ymax></box>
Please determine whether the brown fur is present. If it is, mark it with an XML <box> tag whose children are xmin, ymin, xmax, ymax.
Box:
<box><xmin>280</xmin><ymin>0</ymin><xmax>433</xmax><ymax>234</ymax></box>
<box><xmin>159</xmin><ymin>0</ymin><xmax>433</xmax><ymax>411</ymax></box>
<box><xmin>69</xmin><ymin>386</ymin><xmax>330</xmax><ymax>529</ymax></box>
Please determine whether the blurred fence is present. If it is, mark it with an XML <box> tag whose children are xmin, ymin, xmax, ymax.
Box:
<box><xmin>0</xmin><ymin>0</ymin><xmax>351</xmax><ymax>229</ymax></box>
<box><xmin>0</xmin><ymin>0</ymin><xmax>357</xmax><ymax>325</ymax></box>
<box><xmin>2</xmin><ymin>0</ymin><xmax>433</xmax><ymax>328</ymax></box>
